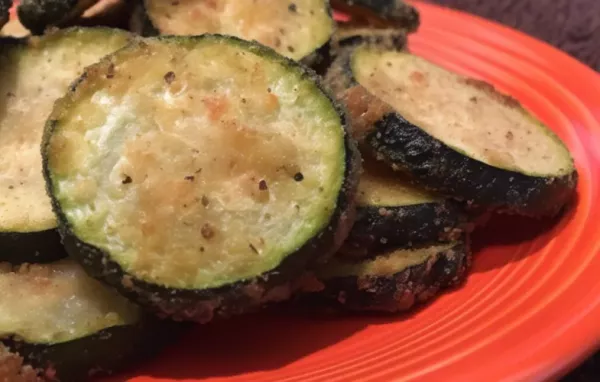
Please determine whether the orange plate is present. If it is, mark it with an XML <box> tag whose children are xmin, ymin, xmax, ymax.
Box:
<box><xmin>93</xmin><ymin>2</ymin><xmax>597</xmax><ymax>381</ymax></box>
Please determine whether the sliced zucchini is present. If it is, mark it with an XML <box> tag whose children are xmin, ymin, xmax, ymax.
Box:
<box><xmin>43</xmin><ymin>35</ymin><xmax>360</xmax><ymax>322</ymax></box>
<box><xmin>0</xmin><ymin>0</ymin><xmax>11</xmax><ymax>30</ymax></box>
<box><xmin>17</xmin><ymin>0</ymin><xmax>100</xmax><ymax>34</ymax></box>
<box><xmin>136</xmin><ymin>0</ymin><xmax>335</xmax><ymax>63</ymax></box>
<box><xmin>331</xmin><ymin>0</ymin><xmax>419</xmax><ymax>32</ymax></box>
<box><xmin>331</xmin><ymin>48</ymin><xmax>578</xmax><ymax>216</ymax></box>
<box><xmin>0</xmin><ymin>260</ymin><xmax>173</xmax><ymax>381</ymax></box>
<box><xmin>339</xmin><ymin>157</ymin><xmax>465</xmax><ymax>258</ymax></box>
<box><xmin>300</xmin><ymin>240</ymin><xmax>470</xmax><ymax>312</ymax></box>
<box><xmin>0</xmin><ymin>27</ymin><xmax>131</xmax><ymax>264</ymax></box>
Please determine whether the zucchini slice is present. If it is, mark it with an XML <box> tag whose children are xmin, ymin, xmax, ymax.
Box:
<box><xmin>0</xmin><ymin>27</ymin><xmax>131</xmax><ymax>264</ymax></box>
<box><xmin>0</xmin><ymin>0</ymin><xmax>10</xmax><ymax>30</ymax></box>
<box><xmin>135</xmin><ymin>0</ymin><xmax>335</xmax><ymax>63</ymax></box>
<box><xmin>43</xmin><ymin>35</ymin><xmax>360</xmax><ymax>322</ymax></box>
<box><xmin>332</xmin><ymin>48</ymin><xmax>578</xmax><ymax>216</ymax></box>
<box><xmin>331</xmin><ymin>0</ymin><xmax>419</xmax><ymax>32</ymax></box>
<box><xmin>0</xmin><ymin>260</ymin><xmax>173</xmax><ymax>381</ymax></box>
<box><xmin>301</xmin><ymin>240</ymin><xmax>470</xmax><ymax>312</ymax></box>
<box><xmin>17</xmin><ymin>0</ymin><xmax>100</xmax><ymax>34</ymax></box>
<box><xmin>339</xmin><ymin>157</ymin><xmax>465</xmax><ymax>258</ymax></box>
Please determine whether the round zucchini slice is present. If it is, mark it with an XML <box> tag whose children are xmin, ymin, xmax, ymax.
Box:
<box><xmin>43</xmin><ymin>35</ymin><xmax>359</xmax><ymax>322</ymax></box>
<box><xmin>331</xmin><ymin>0</ymin><xmax>419</xmax><ymax>32</ymax></box>
<box><xmin>0</xmin><ymin>27</ymin><xmax>131</xmax><ymax>264</ymax></box>
<box><xmin>339</xmin><ymin>157</ymin><xmax>465</xmax><ymax>258</ymax></box>
<box><xmin>134</xmin><ymin>0</ymin><xmax>335</xmax><ymax>64</ymax></box>
<box><xmin>300</xmin><ymin>239</ymin><xmax>470</xmax><ymax>313</ymax></box>
<box><xmin>17</xmin><ymin>0</ymin><xmax>100</xmax><ymax>34</ymax></box>
<box><xmin>331</xmin><ymin>47</ymin><xmax>578</xmax><ymax>216</ymax></box>
<box><xmin>0</xmin><ymin>260</ymin><xmax>173</xmax><ymax>381</ymax></box>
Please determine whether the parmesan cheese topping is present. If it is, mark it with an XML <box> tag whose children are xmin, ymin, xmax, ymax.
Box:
<box><xmin>0</xmin><ymin>29</ymin><xmax>130</xmax><ymax>232</ymax></box>
<box><xmin>48</xmin><ymin>37</ymin><xmax>346</xmax><ymax>290</ymax></box>
<box><xmin>0</xmin><ymin>261</ymin><xmax>139</xmax><ymax>344</ymax></box>
<box><xmin>144</xmin><ymin>0</ymin><xmax>334</xmax><ymax>61</ymax></box>
<box><xmin>353</xmin><ymin>50</ymin><xmax>574</xmax><ymax>177</ymax></box>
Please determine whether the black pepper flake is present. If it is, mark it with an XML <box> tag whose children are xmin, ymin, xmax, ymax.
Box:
<box><xmin>200</xmin><ymin>246</ymin><xmax>205</xmax><ymax>252</ymax></box>
<box><xmin>241</xmin><ymin>98</ymin><xmax>247</xmax><ymax>103</ymax></box>
<box><xmin>122</xmin><ymin>175</ymin><xmax>132</xmax><ymax>184</ymax></box>
<box><xmin>249</xmin><ymin>243</ymin><xmax>259</xmax><ymax>254</ymax></box>
<box><xmin>258</xmin><ymin>179</ymin><xmax>268</xmax><ymax>191</ymax></box>
<box><xmin>201</xmin><ymin>195</ymin><xmax>210</xmax><ymax>207</ymax></box>
<box><xmin>184</xmin><ymin>175</ymin><xmax>195</xmax><ymax>181</ymax></box>
<box><xmin>8</xmin><ymin>185</ymin><xmax>13</xmax><ymax>190</ymax></box>
<box><xmin>506</xmin><ymin>131</ymin><xmax>514</xmax><ymax>140</ymax></box>
<box><xmin>164</xmin><ymin>71</ymin><xmax>176</xmax><ymax>84</ymax></box>
<box><xmin>293</xmin><ymin>172</ymin><xmax>304</xmax><ymax>182</ymax></box>
<box><xmin>267</xmin><ymin>87</ymin><xmax>272</xmax><ymax>93</ymax></box>
<box><xmin>287</xmin><ymin>46</ymin><xmax>295</xmax><ymax>53</ymax></box>
<box><xmin>201</xmin><ymin>224</ymin><xmax>215</xmax><ymax>239</ymax></box>
<box><xmin>288</xmin><ymin>3</ymin><xmax>297</xmax><ymax>12</ymax></box>
<box><xmin>106</xmin><ymin>63</ymin><xmax>115</xmax><ymax>79</ymax></box>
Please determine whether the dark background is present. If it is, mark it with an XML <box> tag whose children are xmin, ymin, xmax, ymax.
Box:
<box><xmin>428</xmin><ymin>0</ymin><xmax>600</xmax><ymax>72</ymax></box>
<box><xmin>427</xmin><ymin>0</ymin><xmax>599</xmax><ymax>379</ymax></box>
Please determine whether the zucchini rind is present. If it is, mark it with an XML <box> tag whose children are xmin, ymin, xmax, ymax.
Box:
<box><xmin>43</xmin><ymin>35</ymin><xmax>360</xmax><ymax>323</ymax></box>
<box><xmin>0</xmin><ymin>0</ymin><xmax>11</xmax><ymax>30</ymax></box>
<box><xmin>0</xmin><ymin>27</ymin><xmax>131</xmax><ymax>264</ymax></box>
<box><xmin>0</xmin><ymin>260</ymin><xmax>173</xmax><ymax>381</ymax></box>
<box><xmin>17</xmin><ymin>0</ymin><xmax>99</xmax><ymax>34</ymax></box>
<box><xmin>339</xmin><ymin>158</ymin><xmax>464</xmax><ymax>258</ymax></box>
<box><xmin>331</xmin><ymin>0</ymin><xmax>419</xmax><ymax>32</ymax></box>
<box><xmin>134</xmin><ymin>0</ymin><xmax>335</xmax><ymax>64</ymax></box>
<box><xmin>329</xmin><ymin>48</ymin><xmax>578</xmax><ymax>216</ymax></box>
<box><xmin>301</xmin><ymin>240</ymin><xmax>470</xmax><ymax>313</ymax></box>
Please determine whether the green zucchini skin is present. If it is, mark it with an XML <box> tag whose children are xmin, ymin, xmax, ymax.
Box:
<box><xmin>17</xmin><ymin>0</ymin><xmax>98</xmax><ymax>34</ymax></box>
<box><xmin>2</xmin><ymin>318</ymin><xmax>179</xmax><ymax>381</ymax></box>
<box><xmin>0</xmin><ymin>0</ymin><xmax>11</xmax><ymax>29</ymax></box>
<box><xmin>302</xmin><ymin>240</ymin><xmax>470</xmax><ymax>313</ymax></box>
<box><xmin>339</xmin><ymin>200</ymin><xmax>465</xmax><ymax>259</ymax></box>
<box><xmin>331</xmin><ymin>0</ymin><xmax>419</xmax><ymax>32</ymax></box>
<box><xmin>367</xmin><ymin>113</ymin><xmax>579</xmax><ymax>216</ymax></box>
<box><xmin>0</xmin><ymin>230</ymin><xmax>66</xmax><ymax>264</ymax></box>
<box><xmin>43</xmin><ymin>35</ymin><xmax>361</xmax><ymax>323</ymax></box>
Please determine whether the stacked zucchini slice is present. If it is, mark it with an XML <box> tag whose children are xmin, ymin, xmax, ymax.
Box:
<box><xmin>0</xmin><ymin>0</ymin><xmax>579</xmax><ymax>379</ymax></box>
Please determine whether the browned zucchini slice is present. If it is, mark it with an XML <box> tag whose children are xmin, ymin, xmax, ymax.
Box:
<box><xmin>0</xmin><ymin>27</ymin><xmax>131</xmax><ymax>264</ymax></box>
<box><xmin>17</xmin><ymin>0</ymin><xmax>100</xmax><ymax>34</ymax></box>
<box><xmin>301</xmin><ymin>240</ymin><xmax>470</xmax><ymax>313</ymax></box>
<box><xmin>42</xmin><ymin>35</ymin><xmax>359</xmax><ymax>322</ymax></box>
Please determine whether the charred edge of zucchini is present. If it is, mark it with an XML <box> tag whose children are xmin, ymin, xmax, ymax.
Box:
<box><xmin>0</xmin><ymin>230</ymin><xmax>66</xmax><ymax>264</ymax></box>
<box><xmin>0</xmin><ymin>0</ymin><xmax>11</xmax><ymax>29</ymax></box>
<box><xmin>339</xmin><ymin>200</ymin><xmax>466</xmax><ymax>259</ymax></box>
<box><xmin>129</xmin><ymin>0</ymin><xmax>158</xmax><ymax>36</ymax></box>
<box><xmin>367</xmin><ymin>113</ymin><xmax>579</xmax><ymax>216</ymax></box>
<box><xmin>2</xmin><ymin>317</ymin><xmax>180</xmax><ymax>381</ymax></box>
<box><xmin>331</xmin><ymin>0</ymin><xmax>419</xmax><ymax>32</ymax></box>
<box><xmin>17</xmin><ymin>0</ymin><xmax>99</xmax><ymax>34</ymax></box>
<box><xmin>302</xmin><ymin>239</ymin><xmax>470</xmax><ymax>313</ymax></box>
<box><xmin>45</xmin><ymin>35</ymin><xmax>361</xmax><ymax>323</ymax></box>
<box><xmin>333</xmin><ymin>27</ymin><xmax>407</xmax><ymax>52</ymax></box>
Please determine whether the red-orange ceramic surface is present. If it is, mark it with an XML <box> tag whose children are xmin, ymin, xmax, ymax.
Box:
<box><xmin>11</xmin><ymin>1</ymin><xmax>600</xmax><ymax>380</ymax></box>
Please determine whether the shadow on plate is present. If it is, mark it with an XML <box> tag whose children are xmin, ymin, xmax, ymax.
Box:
<box><xmin>470</xmin><ymin>193</ymin><xmax>579</xmax><ymax>274</ymax></box>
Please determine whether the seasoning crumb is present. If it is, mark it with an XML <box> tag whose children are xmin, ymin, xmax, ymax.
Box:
<box><xmin>249</xmin><ymin>243</ymin><xmax>259</xmax><ymax>254</ymax></box>
<box><xmin>164</xmin><ymin>71</ymin><xmax>176</xmax><ymax>84</ymax></box>
<box><xmin>201</xmin><ymin>224</ymin><xmax>215</xmax><ymax>239</ymax></box>
<box><xmin>506</xmin><ymin>131</ymin><xmax>514</xmax><ymax>140</ymax></box>
<box><xmin>293</xmin><ymin>172</ymin><xmax>304</xmax><ymax>182</ymax></box>
<box><xmin>288</xmin><ymin>3</ymin><xmax>297</xmax><ymax>12</ymax></box>
<box><xmin>258</xmin><ymin>179</ymin><xmax>268</xmax><ymax>191</ymax></box>
<box><xmin>122</xmin><ymin>175</ymin><xmax>132</xmax><ymax>184</ymax></box>
<box><xmin>199</xmin><ymin>246</ymin><xmax>205</xmax><ymax>252</ymax></box>
<box><xmin>184</xmin><ymin>175</ymin><xmax>195</xmax><ymax>181</ymax></box>
<box><xmin>106</xmin><ymin>63</ymin><xmax>115</xmax><ymax>79</ymax></box>
<box><xmin>201</xmin><ymin>195</ymin><xmax>210</xmax><ymax>207</ymax></box>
